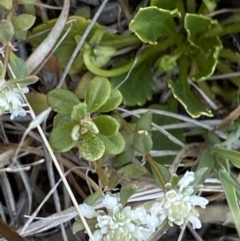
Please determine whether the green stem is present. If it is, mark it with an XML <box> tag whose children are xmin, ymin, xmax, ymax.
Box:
<box><xmin>219</xmin><ymin>48</ymin><xmax>240</xmax><ymax>62</ymax></box>
<box><xmin>145</xmin><ymin>153</ymin><xmax>167</xmax><ymax>188</ymax></box>
<box><xmin>219</xmin><ymin>23</ymin><xmax>240</xmax><ymax>36</ymax></box>
<box><xmin>176</xmin><ymin>0</ymin><xmax>185</xmax><ymax>18</ymax></box>
<box><xmin>0</xmin><ymin>45</ymin><xmax>11</xmax><ymax>79</ymax></box>
<box><xmin>186</xmin><ymin>0</ymin><xmax>196</xmax><ymax>13</ymax></box>
<box><xmin>102</xmin><ymin>34</ymin><xmax>142</xmax><ymax>49</ymax></box>
<box><xmin>84</xmin><ymin>38</ymin><xmax>174</xmax><ymax>77</ymax></box>
<box><xmin>178</xmin><ymin>55</ymin><xmax>189</xmax><ymax>90</ymax></box>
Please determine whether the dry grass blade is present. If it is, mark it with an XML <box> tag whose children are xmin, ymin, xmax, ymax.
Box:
<box><xmin>26</xmin><ymin>0</ymin><xmax>70</xmax><ymax>74</ymax></box>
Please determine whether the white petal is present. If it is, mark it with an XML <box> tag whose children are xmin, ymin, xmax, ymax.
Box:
<box><xmin>92</xmin><ymin>230</ymin><xmax>103</xmax><ymax>241</ymax></box>
<box><xmin>150</xmin><ymin>202</ymin><xmax>162</xmax><ymax>216</ymax></box>
<box><xmin>0</xmin><ymin>79</ymin><xmax>5</xmax><ymax>88</ymax></box>
<box><xmin>178</xmin><ymin>171</ymin><xmax>195</xmax><ymax>191</ymax></box>
<box><xmin>189</xmin><ymin>195</ymin><xmax>209</xmax><ymax>208</ymax></box>
<box><xmin>97</xmin><ymin>215</ymin><xmax>113</xmax><ymax>228</ymax></box>
<box><xmin>165</xmin><ymin>190</ymin><xmax>179</xmax><ymax>203</ymax></box>
<box><xmin>103</xmin><ymin>194</ymin><xmax>118</xmax><ymax>210</ymax></box>
<box><xmin>79</xmin><ymin>203</ymin><xmax>97</xmax><ymax>219</ymax></box>
<box><xmin>126</xmin><ymin>222</ymin><xmax>135</xmax><ymax>232</ymax></box>
<box><xmin>145</xmin><ymin>214</ymin><xmax>159</xmax><ymax>231</ymax></box>
<box><xmin>188</xmin><ymin>214</ymin><xmax>202</xmax><ymax>229</ymax></box>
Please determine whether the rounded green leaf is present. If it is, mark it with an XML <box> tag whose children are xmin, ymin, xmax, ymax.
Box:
<box><xmin>114</xmin><ymin>148</ymin><xmax>134</xmax><ymax>167</ymax></box>
<box><xmin>47</xmin><ymin>89</ymin><xmax>80</xmax><ymax>114</ymax></box>
<box><xmin>9</xmin><ymin>51</ymin><xmax>28</xmax><ymax>78</ymax></box>
<box><xmin>0</xmin><ymin>20</ymin><xmax>14</xmax><ymax>44</ymax></box>
<box><xmin>71</xmin><ymin>102</ymin><xmax>87</xmax><ymax>122</ymax></box>
<box><xmin>97</xmin><ymin>133</ymin><xmax>125</xmax><ymax>155</ymax></box>
<box><xmin>54</xmin><ymin>113</ymin><xmax>72</xmax><ymax>126</ymax></box>
<box><xmin>97</xmin><ymin>89</ymin><xmax>123</xmax><ymax>112</ymax></box>
<box><xmin>86</xmin><ymin>76</ymin><xmax>111</xmax><ymax>113</ymax></box>
<box><xmin>133</xmin><ymin>131</ymin><xmax>153</xmax><ymax>154</ymax></box>
<box><xmin>12</xmin><ymin>14</ymin><xmax>36</xmax><ymax>31</ymax></box>
<box><xmin>78</xmin><ymin>132</ymin><xmax>105</xmax><ymax>161</ymax></box>
<box><xmin>117</xmin><ymin>163</ymin><xmax>147</xmax><ymax>179</ymax></box>
<box><xmin>7</xmin><ymin>76</ymin><xmax>39</xmax><ymax>86</ymax></box>
<box><xmin>0</xmin><ymin>0</ymin><xmax>12</xmax><ymax>10</ymax></box>
<box><xmin>136</xmin><ymin>111</ymin><xmax>152</xmax><ymax>131</ymax></box>
<box><xmin>49</xmin><ymin>122</ymin><xmax>76</xmax><ymax>152</ymax></box>
<box><xmin>129</xmin><ymin>7</ymin><xmax>179</xmax><ymax>44</ymax></box>
<box><xmin>92</xmin><ymin>115</ymin><xmax>119</xmax><ymax>137</ymax></box>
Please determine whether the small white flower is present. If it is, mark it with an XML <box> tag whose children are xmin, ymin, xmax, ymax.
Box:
<box><xmin>79</xmin><ymin>203</ymin><xmax>97</xmax><ymax>219</ymax></box>
<box><xmin>0</xmin><ymin>81</ymin><xmax>28</xmax><ymax>119</ymax></box>
<box><xmin>80</xmin><ymin>194</ymin><xmax>157</xmax><ymax>241</ymax></box>
<box><xmin>103</xmin><ymin>194</ymin><xmax>118</xmax><ymax>210</ymax></box>
<box><xmin>189</xmin><ymin>195</ymin><xmax>208</xmax><ymax>209</ymax></box>
<box><xmin>178</xmin><ymin>171</ymin><xmax>194</xmax><ymax>192</ymax></box>
<box><xmin>188</xmin><ymin>208</ymin><xmax>201</xmax><ymax>229</ymax></box>
<box><xmin>153</xmin><ymin>171</ymin><xmax>208</xmax><ymax>230</ymax></box>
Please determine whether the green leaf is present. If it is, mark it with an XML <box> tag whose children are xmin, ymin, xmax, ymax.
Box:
<box><xmin>84</xmin><ymin>188</ymin><xmax>103</xmax><ymax>206</ymax></box>
<box><xmin>49</xmin><ymin>122</ymin><xmax>76</xmax><ymax>152</ymax></box>
<box><xmin>26</xmin><ymin>92</ymin><xmax>48</xmax><ymax>115</ymax></box>
<box><xmin>191</xmin><ymin>148</ymin><xmax>214</xmax><ymax>187</ymax></box>
<box><xmin>0</xmin><ymin>20</ymin><xmax>14</xmax><ymax>44</ymax></box>
<box><xmin>92</xmin><ymin>115</ymin><xmax>119</xmax><ymax>137</ymax></box>
<box><xmin>114</xmin><ymin>148</ymin><xmax>134</xmax><ymax>167</ymax></box>
<box><xmin>185</xmin><ymin>13</ymin><xmax>218</xmax><ymax>49</ymax></box>
<box><xmin>7</xmin><ymin>75</ymin><xmax>39</xmax><ymax>86</ymax></box>
<box><xmin>14</xmin><ymin>30</ymin><xmax>27</xmax><ymax>41</ymax></box>
<box><xmin>133</xmin><ymin>131</ymin><xmax>153</xmax><ymax>155</ymax></box>
<box><xmin>71</xmin><ymin>102</ymin><xmax>87</xmax><ymax>122</ymax></box>
<box><xmin>107</xmin><ymin>171</ymin><xmax>120</xmax><ymax>189</ymax></box>
<box><xmin>29</xmin><ymin>16</ymin><xmax>126</xmax><ymax>74</ymax></box>
<box><xmin>0</xmin><ymin>1</ymin><xmax>12</xmax><ymax>10</ymax></box>
<box><xmin>53</xmin><ymin>113</ymin><xmax>72</xmax><ymax>126</ymax></box>
<box><xmin>72</xmin><ymin>217</ymin><xmax>96</xmax><ymax>234</ymax></box>
<box><xmin>79</xmin><ymin>132</ymin><xmax>105</xmax><ymax>161</ymax></box>
<box><xmin>111</xmin><ymin>58</ymin><xmax>155</xmax><ymax>106</ymax></box>
<box><xmin>18</xmin><ymin>0</ymin><xmax>37</xmax><ymax>3</ymax></box>
<box><xmin>97</xmin><ymin>132</ymin><xmax>125</xmax><ymax>155</ymax></box>
<box><xmin>184</xmin><ymin>14</ymin><xmax>222</xmax><ymax>81</ymax></box>
<box><xmin>152</xmin><ymin>163</ymin><xmax>171</xmax><ymax>189</ymax></box>
<box><xmin>168</xmin><ymin>80</ymin><xmax>212</xmax><ymax>118</ymax></box>
<box><xmin>120</xmin><ymin>183</ymin><xmax>137</xmax><ymax>206</ymax></box>
<box><xmin>212</xmin><ymin>146</ymin><xmax>240</xmax><ymax>168</ymax></box>
<box><xmin>150</xmin><ymin>0</ymin><xmax>177</xmax><ymax>10</ymax></box>
<box><xmin>219</xmin><ymin>169</ymin><xmax>240</xmax><ymax>237</ymax></box>
<box><xmin>191</xmin><ymin>41</ymin><xmax>221</xmax><ymax>81</ymax></box>
<box><xmin>12</xmin><ymin>14</ymin><xmax>36</xmax><ymax>31</ymax></box>
<box><xmin>97</xmin><ymin>89</ymin><xmax>123</xmax><ymax>112</ymax></box>
<box><xmin>117</xmin><ymin>163</ymin><xmax>147</xmax><ymax>179</ymax></box>
<box><xmin>129</xmin><ymin>7</ymin><xmax>179</xmax><ymax>44</ymax></box>
<box><xmin>9</xmin><ymin>51</ymin><xmax>28</xmax><ymax>78</ymax></box>
<box><xmin>136</xmin><ymin>111</ymin><xmax>152</xmax><ymax>131</ymax></box>
<box><xmin>86</xmin><ymin>76</ymin><xmax>111</xmax><ymax>113</ymax></box>
<box><xmin>89</xmin><ymin>45</ymin><xmax>116</xmax><ymax>68</ymax></box>
<box><xmin>47</xmin><ymin>89</ymin><xmax>80</xmax><ymax>114</ymax></box>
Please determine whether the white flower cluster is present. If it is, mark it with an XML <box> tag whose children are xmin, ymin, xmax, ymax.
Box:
<box><xmin>151</xmin><ymin>171</ymin><xmax>209</xmax><ymax>229</ymax></box>
<box><xmin>80</xmin><ymin>194</ymin><xmax>155</xmax><ymax>241</ymax></box>
<box><xmin>0</xmin><ymin>79</ymin><xmax>28</xmax><ymax>119</ymax></box>
<box><xmin>79</xmin><ymin>171</ymin><xmax>209</xmax><ymax>241</ymax></box>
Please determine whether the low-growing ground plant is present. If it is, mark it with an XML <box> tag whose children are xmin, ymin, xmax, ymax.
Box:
<box><xmin>1</xmin><ymin>0</ymin><xmax>240</xmax><ymax>241</ymax></box>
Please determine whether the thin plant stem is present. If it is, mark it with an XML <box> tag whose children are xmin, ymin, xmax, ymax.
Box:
<box><xmin>145</xmin><ymin>153</ymin><xmax>167</xmax><ymax>188</ymax></box>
